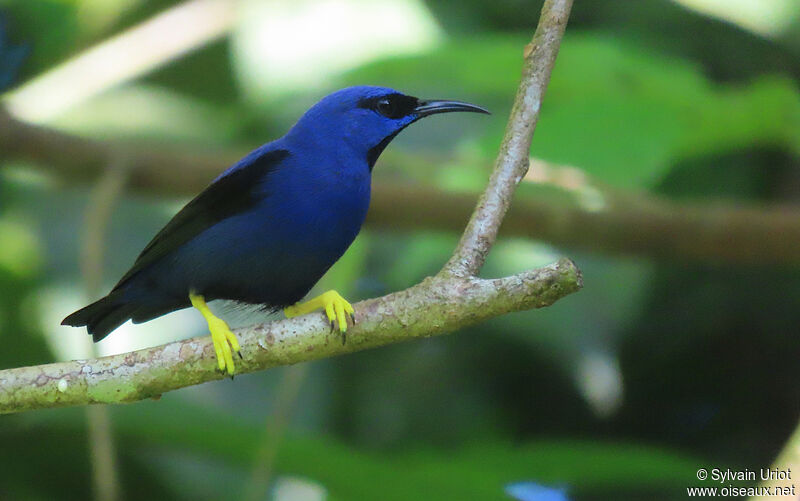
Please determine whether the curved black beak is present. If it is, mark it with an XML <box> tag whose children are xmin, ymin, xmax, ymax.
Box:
<box><xmin>414</xmin><ymin>99</ymin><xmax>490</xmax><ymax>118</ymax></box>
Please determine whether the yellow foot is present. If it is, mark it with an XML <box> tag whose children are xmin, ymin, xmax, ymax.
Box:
<box><xmin>190</xmin><ymin>292</ymin><xmax>241</xmax><ymax>376</ymax></box>
<box><xmin>284</xmin><ymin>290</ymin><xmax>355</xmax><ymax>343</ymax></box>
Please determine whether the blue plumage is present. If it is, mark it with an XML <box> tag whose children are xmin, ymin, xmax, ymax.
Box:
<box><xmin>63</xmin><ymin>86</ymin><xmax>488</xmax><ymax>343</ymax></box>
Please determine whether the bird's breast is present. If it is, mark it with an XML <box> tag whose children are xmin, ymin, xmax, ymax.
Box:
<box><xmin>261</xmin><ymin>165</ymin><xmax>370</xmax><ymax>253</ymax></box>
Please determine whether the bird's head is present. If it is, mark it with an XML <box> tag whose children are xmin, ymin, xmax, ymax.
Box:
<box><xmin>286</xmin><ymin>86</ymin><xmax>489</xmax><ymax>170</ymax></box>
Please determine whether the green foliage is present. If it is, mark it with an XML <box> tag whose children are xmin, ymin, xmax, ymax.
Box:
<box><xmin>1</xmin><ymin>0</ymin><xmax>799</xmax><ymax>499</ymax></box>
<box><xmin>345</xmin><ymin>33</ymin><xmax>800</xmax><ymax>188</ymax></box>
<box><xmin>9</xmin><ymin>399</ymin><xmax>706</xmax><ymax>500</ymax></box>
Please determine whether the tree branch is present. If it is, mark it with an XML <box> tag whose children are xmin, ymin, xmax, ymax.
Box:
<box><xmin>0</xmin><ymin>260</ymin><xmax>581</xmax><ymax>413</ymax></box>
<box><xmin>0</xmin><ymin>106</ymin><xmax>231</xmax><ymax>197</ymax></box>
<box><xmin>0</xmin><ymin>0</ymin><xmax>582</xmax><ymax>413</ymax></box>
<box><xmin>444</xmin><ymin>0</ymin><xmax>573</xmax><ymax>277</ymax></box>
<box><xmin>369</xmin><ymin>183</ymin><xmax>800</xmax><ymax>265</ymax></box>
<box><xmin>4</xmin><ymin>102</ymin><xmax>798</xmax><ymax>266</ymax></box>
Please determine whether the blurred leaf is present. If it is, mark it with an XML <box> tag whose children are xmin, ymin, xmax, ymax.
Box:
<box><xmin>20</xmin><ymin>399</ymin><xmax>708</xmax><ymax>500</ymax></box>
<box><xmin>341</xmin><ymin>34</ymin><xmax>522</xmax><ymax>97</ymax></box>
<box><xmin>144</xmin><ymin>39</ymin><xmax>240</xmax><ymax>104</ymax></box>
<box><xmin>426</xmin><ymin>0</ymin><xmax>800</xmax><ymax>81</ymax></box>
<box><xmin>0</xmin><ymin>216</ymin><xmax>41</xmax><ymax>278</ymax></box>
<box><xmin>344</xmin><ymin>33</ymin><xmax>800</xmax><ymax>189</ymax></box>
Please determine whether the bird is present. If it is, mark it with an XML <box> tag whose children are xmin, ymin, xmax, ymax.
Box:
<box><xmin>62</xmin><ymin>86</ymin><xmax>489</xmax><ymax>375</ymax></box>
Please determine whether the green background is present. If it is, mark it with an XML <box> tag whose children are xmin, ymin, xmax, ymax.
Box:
<box><xmin>1</xmin><ymin>0</ymin><xmax>798</xmax><ymax>499</ymax></box>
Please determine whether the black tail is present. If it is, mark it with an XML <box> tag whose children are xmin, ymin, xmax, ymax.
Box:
<box><xmin>62</xmin><ymin>292</ymin><xmax>135</xmax><ymax>342</ymax></box>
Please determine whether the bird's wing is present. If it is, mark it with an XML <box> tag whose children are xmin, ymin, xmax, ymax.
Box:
<box><xmin>114</xmin><ymin>148</ymin><xmax>290</xmax><ymax>289</ymax></box>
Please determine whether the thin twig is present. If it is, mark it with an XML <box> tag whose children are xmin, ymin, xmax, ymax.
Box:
<box><xmin>82</xmin><ymin>159</ymin><xmax>131</xmax><ymax>295</ymax></box>
<box><xmin>81</xmin><ymin>158</ymin><xmax>130</xmax><ymax>501</ymax></box>
<box><xmin>244</xmin><ymin>365</ymin><xmax>309</xmax><ymax>501</ymax></box>
<box><xmin>85</xmin><ymin>408</ymin><xmax>119</xmax><ymax>501</ymax></box>
<box><xmin>443</xmin><ymin>0</ymin><xmax>573</xmax><ymax>277</ymax></box>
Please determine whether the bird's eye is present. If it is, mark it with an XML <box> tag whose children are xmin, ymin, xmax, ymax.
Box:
<box><xmin>360</xmin><ymin>94</ymin><xmax>418</xmax><ymax>119</ymax></box>
<box><xmin>375</xmin><ymin>98</ymin><xmax>398</xmax><ymax>118</ymax></box>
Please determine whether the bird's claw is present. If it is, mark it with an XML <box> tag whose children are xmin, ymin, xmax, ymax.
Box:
<box><xmin>320</xmin><ymin>291</ymin><xmax>354</xmax><ymax>337</ymax></box>
<box><xmin>208</xmin><ymin>317</ymin><xmax>240</xmax><ymax>376</ymax></box>
<box><xmin>190</xmin><ymin>293</ymin><xmax>240</xmax><ymax>376</ymax></box>
<box><xmin>285</xmin><ymin>290</ymin><xmax>355</xmax><ymax>342</ymax></box>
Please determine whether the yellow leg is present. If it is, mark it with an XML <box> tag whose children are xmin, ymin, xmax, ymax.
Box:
<box><xmin>284</xmin><ymin>290</ymin><xmax>355</xmax><ymax>341</ymax></box>
<box><xmin>190</xmin><ymin>292</ymin><xmax>241</xmax><ymax>376</ymax></box>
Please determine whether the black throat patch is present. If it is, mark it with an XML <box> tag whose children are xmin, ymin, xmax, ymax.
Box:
<box><xmin>366</xmin><ymin>128</ymin><xmax>407</xmax><ymax>171</ymax></box>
